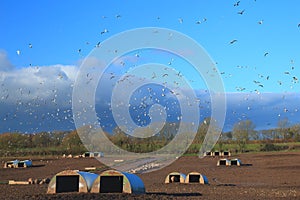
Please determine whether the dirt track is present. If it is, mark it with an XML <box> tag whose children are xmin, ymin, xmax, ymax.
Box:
<box><xmin>0</xmin><ymin>151</ymin><xmax>299</xmax><ymax>199</ymax></box>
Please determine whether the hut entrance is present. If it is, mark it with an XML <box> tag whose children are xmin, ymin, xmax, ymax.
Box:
<box><xmin>219</xmin><ymin>160</ymin><xmax>227</xmax><ymax>165</ymax></box>
<box><xmin>84</xmin><ymin>152</ymin><xmax>90</xmax><ymax>157</ymax></box>
<box><xmin>214</xmin><ymin>151</ymin><xmax>220</xmax><ymax>156</ymax></box>
<box><xmin>100</xmin><ymin>176</ymin><xmax>123</xmax><ymax>193</ymax></box>
<box><xmin>223</xmin><ymin>151</ymin><xmax>229</xmax><ymax>156</ymax></box>
<box><xmin>189</xmin><ymin>175</ymin><xmax>200</xmax><ymax>183</ymax></box>
<box><xmin>169</xmin><ymin>175</ymin><xmax>180</xmax><ymax>183</ymax></box>
<box><xmin>231</xmin><ymin>160</ymin><xmax>238</xmax><ymax>165</ymax></box>
<box><xmin>56</xmin><ymin>175</ymin><xmax>79</xmax><ymax>193</ymax></box>
<box><xmin>17</xmin><ymin>162</ymin><xmax>25</xmax><ymax>168</ymax></box>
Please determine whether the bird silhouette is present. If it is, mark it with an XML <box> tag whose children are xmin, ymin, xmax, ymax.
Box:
<box><xmin>237</xmin><ymin>9</ymin><xmax>245</xmax><ymax>15</ymax></box>
<box><xmin>258</xmin><ymin>20</ymin><xmax>264</xmax><ymax>25</ymax></box>
<box><xmin>234</xmin><ymin>1</ymin><xmax>240</xmax><ymax>6</ymax></box>
<box><xmin>230</xmin><ymin>39</ymin><xmax>238</xmax><ymax>44</ymax></box>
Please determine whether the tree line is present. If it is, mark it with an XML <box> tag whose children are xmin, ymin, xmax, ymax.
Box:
<box><xmin>0</xmin><ymin>118</ymin><xmax>300</xmax><ymax>157</ymax></box>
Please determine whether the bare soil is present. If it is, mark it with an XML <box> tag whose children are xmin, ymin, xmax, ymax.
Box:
<box><xmin>0</xmin><ymin>151</ymin><xmax>299</xmax><ymax>200</ymax></box>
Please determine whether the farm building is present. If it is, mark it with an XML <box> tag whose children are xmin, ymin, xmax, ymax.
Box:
<box><xmin>230</xmin><ymin>158</ymin><xmax>242</xmax><ymax>166</ymax></box>
<box><xmin>185</xmin><ymin>172</ymin><xmax>209</xmax><ymax>184</ymax></box>
<box><xmin>164</xmin><ymin>172</ymin><xmax>186</xmax><ymax>183</ymax></box>
<box><xmin>217</xmin><ymin>158</ymin><xmax>231</xmax><ymax>166</ymax></box>
<box><xmin>90</xmin><ymin>169</ymin><xmax>145</xmax><ymax>194</ymax></box>
<box><xmin>3</xmin><ymin>160</ymin><xmax>32</xmax><ymax>168</ymax></box>
<box><xmin>214</xmin><ymin>151</ymin><xmax>221</xmax><ymax>156</ymax></box>
<box><xmin>222</xmin><ymin>151</ymin><xmax>231</xmax><ymax>157</ymax></box>
<box><xmin>82</xmin><ymin>151</ymin><xmax>104</xmax><ymax>158</ymax></box>
<box><xmin>204</xmin><ymin>151</ymin><xmax>214</xmax><ymax>156</ymax></box>
<box><xmin>47</xmin><ymin>170</ymin><xmax>98</xmax><ymax>194</ymax></box>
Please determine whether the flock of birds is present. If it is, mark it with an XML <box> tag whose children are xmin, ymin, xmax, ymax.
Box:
<box><xmin>1</xmin><ymin>0</ymin><xmax>300</xmax><ymax>133</ymax></box>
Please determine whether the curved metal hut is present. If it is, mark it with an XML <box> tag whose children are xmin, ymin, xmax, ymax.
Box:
<box><xmin>217</xmin><ymin>158</ymin><xmax>231</xmax><ymax>166</ymax></box>
<box><xmin>230</xmin><ymin>158</ymin><xmax>242</xmax><ymax>166</ymax></box>
<box><xmin>164</xmin><ymin>172</ymin><xmax>186</xmax><ymax>183</ymax></box>
<box><xmin>185</xmin><ymin>172</ymin><xmax>209</xmax><ymax>184</ymax></box>
<box><xmin>47</xmin><ymin>170</ymin><xmax>98</xmax><ymax>194</ymax></box>
<box><xmin>90</xmin><ymin>169</ymin><xmax>145</xmax><ymax>194</ymax></box>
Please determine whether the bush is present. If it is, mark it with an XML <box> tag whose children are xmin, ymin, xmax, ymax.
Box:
<box><xmin>260</xmin><ymin>143</ymin><xmax>289</xmax><ymax>152</ymax></box>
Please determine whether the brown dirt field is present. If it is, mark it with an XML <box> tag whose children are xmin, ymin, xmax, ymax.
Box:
<box><xmin>0</xmin><ymin>151</ymin><xmax>299</xmax><ymax>199</ymax></box>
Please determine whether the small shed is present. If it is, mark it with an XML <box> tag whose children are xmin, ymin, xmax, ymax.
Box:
<box><xmin>47</xmin><ymin>170</ymin><xmax>98</xmax><ymax>194</ymax></box>
<box><xmin>217</xmin><ymin>158</ymin><xmax>230</xmax><ymax>166</ymax></box>
<box><xmin>90</xmin><ymin>169</ymin><xmax>145</xmax><ymax>194</ymax></box>
<box><xmin>82</xmin><ymin>152</ymin><xmax>104</xmax><ymax>158</ymax></box>
<box><xmin>230</xmin><ymin>158</ymin><xmax>242</xmax><ymax>166</ymax></box>
<box><xmin>185</xmin><ymin>172</ymin><xmax>209</xmax><ymax>184</ymax></box>
<box><xmin>204</xmin><ymin>152</ymin><xmax>213</xmax><ymax>157</ymax></box>
<box><xmin>18</xmin><ymin>160</ymin><xmax>32</xmax><ymax>168</ymax></box>
<box><xmin>4</xmin><ymin>160</ymin><xmax>19</xmax><ymax>168</ymax></box>
<box><xmin>222</xmin><ymin>151</ymin><xmax>231</xmax><ymax>157</ymax></box>
<box><xmin>214</xmin><ymin>151</ymin><xmax>221</xmax><ymax>157</ymax></box>
<box><xmin>164</xmin><ymin>172</ymin><xmax>186</xmax><ymax>183</ymax></box>
<box><xmin>3</xmin><ymin>160</ymin><xmax>32</xmax><ymax>168</ymax></box>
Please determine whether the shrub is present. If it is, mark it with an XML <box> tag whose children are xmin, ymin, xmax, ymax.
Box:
<box><xmin>260</xmin><ymin>143</ymin><xmax>289</xmax><ymax>151</ymax></box>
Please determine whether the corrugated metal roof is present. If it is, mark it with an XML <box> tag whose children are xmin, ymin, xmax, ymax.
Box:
<box><xmin>122</xmin><ymin>172</ymin><xmax>145</xmax><ymax>194</ymax></box>
<box><xmin>77</xmin><ymin>171</ymin><xmax>99</xmax><ymax>192</ymax></box>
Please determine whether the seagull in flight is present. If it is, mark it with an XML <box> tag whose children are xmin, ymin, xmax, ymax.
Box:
<box><xmin>230</xmin><ymin>39</ymin><xmax>238</xmax><ymax>44</ymax></box>
<box><xmin>234</xmin><ymin>1</ymin><xmax>240</xmax><ymax>6</ymax></box>
<box><xmin>101</xmin><ymin>29</ymin><xmax>108</xmax><ymax>35</ymax></box>
<box><xmin>237</xmin><ymin>9</ymin><xmax>245</xmax><ymax>15</ymax></box>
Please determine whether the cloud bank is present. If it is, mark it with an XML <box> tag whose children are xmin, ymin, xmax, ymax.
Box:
<box><xmin>0</xmin><ymin>51</ymin><xmax>299</xmax><ymax>134</ymax></box>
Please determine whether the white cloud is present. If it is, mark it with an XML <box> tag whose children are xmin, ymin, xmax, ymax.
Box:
<box><xmin>0</xmin><ymin>50</ymin><xmax>14</xmax><ymax>71</ymax></box>
<box><xmin>1</xmin><ymin>64</ymin><xmax>78</xmax><ymax>103</ymax></box>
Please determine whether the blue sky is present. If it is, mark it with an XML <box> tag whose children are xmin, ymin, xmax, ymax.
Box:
<box><xmin>0</xmin><ymin>0</ymin><xmax>300</xmax><ymax>133</ymax></box>
<box><xmin>1</xmin><ymin>0</ymin><xmax>300</xmax><ymax>92</ymax></box>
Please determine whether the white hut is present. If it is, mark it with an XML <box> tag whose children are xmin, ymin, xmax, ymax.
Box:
<box><xmin>3</xmin><ymin>160</ymin><xmax>19</xmax><ymax>168</ymax></box>
<box><xmin>230</xmin><ymin>158</ymin><xmax>242</xmax><ymax>166</ymax></box>
<box><xmin>90</xmin><ymin>169</ymin><xmax>145</xmax><ymax>194</ymax></box>
<box><xmin>82</xmin><ymin>152</ymin><xmax>104</xmax><ymax>158</ymax></box>
<box><xmin>47</xmin><ymin>170</ymin><xmax>98</xmax><ymax>194</ymax></box>
<box><xmin>185</xmin><ymin>172</ymin><xmax>209</xmax><ymax>184</ymax></box>
<box><xmin>221</xmin><ymin>151</ymin><xmax>231</xmax><ymax>157</ymax></box>
<box><xmin>164</xmin><ymin>172</ymin><xmax>186</xmax><ymax>183</ymax></box>
<box><xmin>3</xmin><ymin>160</ymin><xmax>32</xmax><ymax>168</ymax></box>
<box><xmin>214</xmin><ymin>151</ymin><xmax>221</xmax><ymax>157</ymax></box>
<box><xmin>204</xmin><ymin>152</ymin><xmax>213</xmax><ymax>157</ymax></box>
<box><xmin>217</xmin><ymin>158</ymin><xmax>231</xmax><ymax>166</ymax></box>
<box><xmin>18</xmin><ymin>160</ymin><xmax>32</xmax><ymax>168</ymax></box>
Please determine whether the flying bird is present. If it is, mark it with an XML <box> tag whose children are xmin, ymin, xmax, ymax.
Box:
<box><xmin>258</xmin><ymin>20</ymin><xmax>264</xmax><ymax>25</ymax></box>
<box><xmin>101</xmin><ymin>29</ymin><xmax>108</xmax><ymax>34</ymax></box>
<box><xmin>230</xmin><ymin>39</ymin><xmax>238</xmax><ymax>44</ymax></box>
<box><xmin>234</xmin><ymin>1</ymin><xmax>240</xmax><ymax>6</ymax></box>
<box><xmin>298</xmin><ymin>23</ymin><xmax>300</xmax><ymax>28</ymax></box>
<box><xmin>16</xmin><ymin>50</ymin><xmax>21</xmax><ymax>55</ymax></box>
<box><xmin>178</xmin><ymin>18</ymin><xmax>183</xmax><ymax>24</ymax></box>
<box><xmin>237</xmin><ymin>9</ymin><xmax>245</xmax><ymax>15</ymax></box>
<box><xmin>95</xmin><ymin>42</ymin><xmax>101</xmax><ymax>48</ymax></box>
<box><xmin>28</xmin><ymin>43</ymin><xmax>33</xmax><ymax>48</ymax></box>
<box><xmin>264</xmin><ymin>52</ymin><xmax>269</xmax><ymax>57</ymax></box>
<box><xmin>293</xmin><ymin>76</ymin><xmax>298</xmax><ymax>81</ymax></box>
